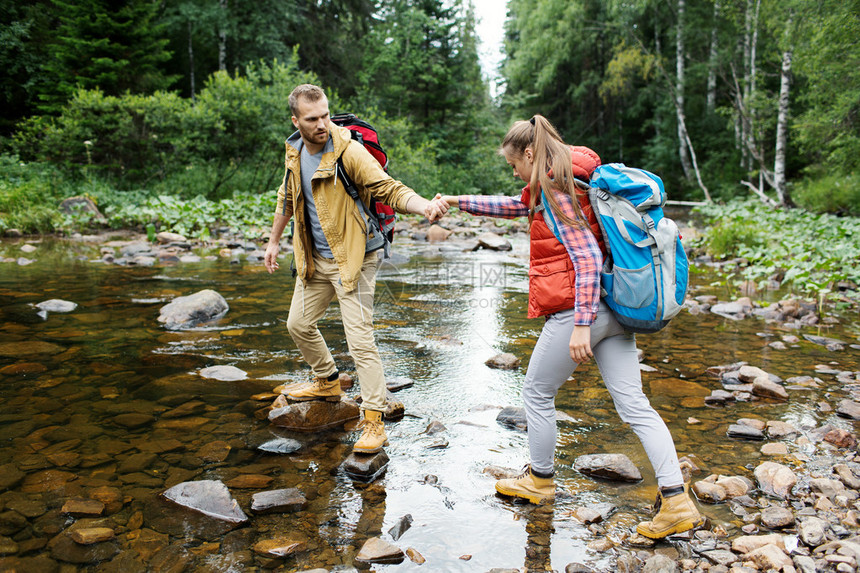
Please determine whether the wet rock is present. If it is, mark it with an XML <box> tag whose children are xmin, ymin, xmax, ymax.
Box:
<box><xmin>727</xmin><ymin>424</ymin><xmax>765</xmax><ymax>440</ymax></box>
<box><xmin>746</xmin><ymin>543</ymin><xmax>792</xmax><ymax>570</ymax></box>
<box><xmin>355</xmin><ymin>536</ymin><xmax>405</xmax><ymax>564</ymax></box>
<box><xmin>0</xmin><ymin>463</ymin><xmax>26</xmax><ymax>490</ymax></box>
<box><xmin>760</xmin><ymin>505</ymin><xmax>795</xmax><ymax>529</ymax></box>
<box><xmin>810</xmin><ymin>478</ymin><xmax>845</xmax><ymax>499</ymax></box>
<box><xmin>112</xmin><ymin>413</ymin><xmax>155</xmax><ymax>428</ymax></box>
<box><xmin>406</xmin><ymin>547</ymin><xmax>425</xmax><ymax>564</ymax></box>
<box><xmin>692</xmin><ymin>480</ymin><xmax>727</xmax><ymax>503</ymax></box>
<box><xmin>476</xmin><ymin>232</ymin><xmax>512</xmax><ymax>251</ymax></box>
<box><xmin>803</xmin><ymin>334</ymin><xmax>846</xmax><ymax>348</ymax></box>
<box><xmin>485</xmin><ymin>352</ymin><xmax>520</xmax><ymax>370</ymax></box>
<box><xmin>161</xmin><ymin>480</ymin><xmax>248</xmax><ymax>525</ymax></box>
<box><xmin>382</xmin><ymin>390</ymin><xmax>405</xmax><ymax>421</ymax></box>
<box><xmin>252</xmin><ymin>535</ymin><xmax>306</xmax><ymax>558</ymax></box>
<box><xmin>572</xmin><ymin>506</ymin><xmax>603</xmax><ymax>524</ymax></box>
<box><xmin>798</xmin><ymin>516</ymin><xmax>827</xmax><ymax>546</ymax></box>
<box><xmin>427</xmin><ymin>224</ymin><xmax>452</xmax><ymax>242</ymax></box>
<box><xmin>714</xmin><ymin>475</ymin><xmax>753</xmax><ymax>497</ymax></box>
<box><xmin>641</xmin><ymin>553</ymin><xmax>677</xmax><ymax>573</ymax></box>
<box><xmin>161</xmin><ymin>400</ymin><xmax>206</xmax><ymax>419</ymax></box>
<box><xmin>250</xmin><ymin>489</ymin><xmax>307</xmax><ymax>514</ymax></box>
<box><xmin>48</xmin><ymin>530</ymin><xmax>119</xmax><ymax>564</ymax></box>
<box><xmin>573</xmin><ymin>453</ymin><xmax>642</xmax><ymax>482</ymax></box>
<box><xmin>422</xmin><ymin>420</ymin><xmax>447</xmax><ymax>435</ymax></box>
<box><xmin>199</xmin><ymin>365</ymin><xmax>247</xmax><ymax>381</ymax></box>
<box><xmin>0</xmin><ymin>535</ymin><xmax>19</xmax><ymax>555</ymax></box>
<box><xmin>197</xmin><ymin>440</ymin><xmax>231</xmax><ymax>463</ymax></box>
<box><xmin>268</xmin><ymin>398</ymin><xmax>360</xmax><ymax>431</ymax></box>
<box><xmin>61</xmin><ymin>498</ymin><xmax>104</xmax><ymax>518</ymax></box>
<box><xmin>341</xmin><ymin>451</ymin><xmax>389</xmax><ymax>482</ymax></box>
<box><xmin>69</xmin><ymin>527</ymin><xmax>115</xmax><ymax>545</ymax></box>
<box><xmin>0</xmin><ymin>362</ymin><xmax>48</xmax><ymax>376</ymax></box>
<box><xmin>701</xmin><ymin>549</ymin><xmax>739</xmax><ymax>566</ymax></box>
<box><xmin>765</xmin><ymin>420</ymin><xmax>799</xmax><ymax>439</ymax></box>
<box><xmin>760</xmin><ymin>442</ymin><xmax>789</xmax><ymax>456</ymax></box>
<box><xmin>834</xmin><ymin>465</ymin><xmax>860</xmax><ymax>489</ymax></box>
<box><xmin>832</xmin><ymin>398</ymin><xmax>859</xmax><ymax>419</ymax></box>
<box><xmin>156</xmin><ymin>231</ymin><xmax>187</xmax><ymax>244</ymax></box>
<box><xmin>388</xmin><ymin>514</ymin><xmax>412</xmax><ymax>541</ymax></box>
<box><xmin>0</xmin><ymin>341</ymin><xmax>65</xmax><ymax>358</ymax></box>
<box><xmin>704</xmin><ymin>389</ymin><xmax>735</xmax><ymax>405</ymax></box>
<box><xmin>752</xmin><ymin>378</ymin><xmax>788</xmax><ymax>400</ymax></box>
<box><xmin>496</xmin><ymin>406</ymin><xmax>527</xmax><ymax>431</ymax></box>
<box><xmin>225</xmin><ymin>474</ymin><xmax>273</xmax><ymax>489</ymax></box>
<box><xmin>754</xmin><ymin>461</ymin><xmax>797</xmax><ymax>499</ymax></box>
<box><xmin>731</xmin><ymin>533</ymin><xmax>785</xmax><ymax>554</ymax></box>
<box><xmin>386</xmin><ymin>376</ymin><xmax>413</xmax><ymax>392</ymax></box>
<box><xmin>157</xmin><ymin>289</ymin><xmax>229</xmax><ymax>330</ymax></box>
<box><xmin>257</xmin><ymin>437</ymin><xmax>301</xmax><ymax>454</ymax></box>
<box><xmin>35</xmin><ymin>299</ymin><xmax>77</xmax><ymax>313</ymax></box>
<box><xmin>824</xmin><ymin>428</ymin><xmax>857</xmax><ymax>448</ymax></box>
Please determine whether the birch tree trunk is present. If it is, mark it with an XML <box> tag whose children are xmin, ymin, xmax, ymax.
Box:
<box><xmin>707</xmin><ymin>1</ymin><xmax>720</xmax><ymax>114</ymax></box>
<box><xmin>741</xmin><ymin>0</ymin><xmax>752</xmax><ymax>168</ymax></box>
<box><xmin>676</xmin><ymin>0</ymin><xmax>693</xmax><ymax>179</ymax></box>
<box><xmin>774</xmin><ymin>17</ymin><xmax>794</xmax><ymax>207</ymax></box>
<box><xmin>747</xmin><ymin>0</ymin><xmax>760</xmax><ymax>167</ymax></box>
<box><xmin>187</xmin><ymin>20</ymin><xmax>196</xmax><ymax>101</ymax></box>
<box><xmin>218</xmin><ymin>0</ymin><xmax>227</xmax><ymax>72</ymax></box>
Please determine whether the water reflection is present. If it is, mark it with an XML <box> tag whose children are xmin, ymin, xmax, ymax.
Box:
<box><xmin>0</xmin><ymin>233</ymin><xmax>858</xmax><ymax>571</ymax></box>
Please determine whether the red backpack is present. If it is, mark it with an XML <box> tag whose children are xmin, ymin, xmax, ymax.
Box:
<box><xmin>331</xmin><ymin>113</ymin><xmax>397</xmax><ymax>252</ymax></box>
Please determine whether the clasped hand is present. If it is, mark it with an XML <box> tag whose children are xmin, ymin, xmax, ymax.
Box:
<box><xmin>424</xmin><ymin>193</ymin><xmax>450</xmax><ymax>222</ymax></box>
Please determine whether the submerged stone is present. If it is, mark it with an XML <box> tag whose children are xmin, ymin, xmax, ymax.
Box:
<box><xmin>252</xmin><ymin>535</ymin><xmax>306</xmax><ymax>558</ymax></box>
<box><xmin>485</xmin><ymin>353</ymin><xmax>520</xmax><ymax>370</ymax></box>
<box><xmin>727</xmin><ymin>424</ymin><xmax>766</xmax><ymax>440</ymax></box>
<box><xmin>257</xmin><ymin>438</ymin><xmax>301</xmax><ymax>454</ymax></box>
<box><xmin>496</xmin><ymin>406</ymin><xmax>527</xmax><ymax>431</ymax></box>
<box><xmin>35</xmin><ymin>299</ymin><xmax>77</xmax><ymax>313</ymax></box>
<box><xmin>250</xmin><ymin>488</ymin><xmax>307</xmax><ymax>514</ymax></box>
<box><xmin>161</xmin><ymin>480</ymin><xmax>248</xmax><ymax>524</ymax></box>
<box><xmin>0</xmin><ymin>341</ymin><xmax>65</xmax><ymax>358</ymax></box>
<box><xmin>199</xmin><ymin>365</ymin><xmax>247</xmax><ymax>381</ymax></box>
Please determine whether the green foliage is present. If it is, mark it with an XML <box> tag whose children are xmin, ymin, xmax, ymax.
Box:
<box><xmin>792</xmin><ymin>172</ymin><xmax>860</xmax><ymax>216</ymax></box>
<box><xmin>0</xmin><ymin>156</ymin><xmax>64</xmax><ymax>234</ymax></box>
<box><xmin>694</xmin><ymin>199</ymin><xmax>860</xmax><ymax>302</ymax></box>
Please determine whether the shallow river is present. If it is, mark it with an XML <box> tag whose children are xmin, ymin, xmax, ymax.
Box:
<box><xmin>0</xmin><ymin>223</ymin><xmax>858</xmax><ymax>572</ymax></box>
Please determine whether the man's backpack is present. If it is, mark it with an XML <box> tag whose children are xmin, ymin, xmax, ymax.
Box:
<box><xmin>586</xmin><ymin>164</ymin><xmax>689</xmax><ymax>333</ymax></box>
<box><xmin>330</xmin><ymin>113</ymin><xmax>396</xmax><ymax>257</ymax></box>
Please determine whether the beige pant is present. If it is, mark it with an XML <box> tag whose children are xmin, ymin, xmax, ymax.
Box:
<box><xmin>286</xmin><ymin>252</ymin><xmax>386</xmax><ymax>411</ymax></box>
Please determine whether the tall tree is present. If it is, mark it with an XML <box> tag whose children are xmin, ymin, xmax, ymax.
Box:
<box><xmin>38</xmin><ymin>0</ymin><xmax>175</xmax><ymax>113</ymax></box>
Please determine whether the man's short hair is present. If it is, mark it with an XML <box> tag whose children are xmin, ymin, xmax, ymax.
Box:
<box><xmin>289</xmin><ymin>84</ymin><xmax>327</xmax><ymax>117</ymax></box>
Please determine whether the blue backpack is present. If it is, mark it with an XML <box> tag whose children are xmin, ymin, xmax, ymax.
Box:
<box><xmin>587</xmin><ymin>164</ymin><xmax>689</xmax><ymax>333</ymax></box>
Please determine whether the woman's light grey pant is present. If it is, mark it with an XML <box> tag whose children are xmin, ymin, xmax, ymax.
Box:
<box><xmin>523</xmin><ymin>300</ymin><xmax>684</xmax><ymax>487</ymax></box>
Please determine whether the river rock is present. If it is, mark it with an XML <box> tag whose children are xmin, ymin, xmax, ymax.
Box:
<box><xmin>59</xmin><ymin>196</ymin><xmax>105</xmax><ymax>222</ymax></box>
<box><xmin>573</xmin><ymin>453</ymin><xmax>642</xmax><ymax>482</ymax></box>
<box><xmin>714</xmin><ymin>475</ymin><xmax>753</xmax><ymax>497</ymax></box>
<box><xmin>701</xmin><ymin>549</ymin><xmax>739</xmax><ymax>566</ymax></box>
<box><xmin>388</xmin><ymin>514</ymin><xmax>413</xmax><ymax>541</ymax></box>
<box><xmin>341</xmin><ymin>451</ymin><xmax>389</xmax><ymax>482</ymax></box>
<box><xmin>157</xmin><ymin>289</ymin><xmax>229</xmax><ymax>330</ymax></box>
<box><xmin>268</xmin><ymin>398</ymin><xmax>360</xmax><ymax>431</ymax></box>
<box><xmin>496</xmin><ymin>406</ymin><xmax>527</xmax><ymax>431</ymax></box>
<box><xmin>0</xmin><ymin>463</ymin><xmax>26</xmax><ymax>490</ymax></box>
<box><xmin>476</xmin><ymin>232</ymin><xmax>512</xmax><ymax>251</ymax></box>
<box><xmin>35</xmin><ymin>299</ymin><xmax>78</xmax><ymax>313</ymax></box>
<box><xmin>692</xmin><ymin>480</ymin><xmax>727</xmax><ymax>503</ymax></box>
<box><xmin>197</xmin><ymin>440</ymin><xmax>231</xmax><ymax>463</ymax></box>
<box><xmin>0</xmin><ymin>362</ymin><xmax>48</xmax><ymax>376</ymax></box>
<box><xmin>727</xmin><ymin>424</ymin><xmax>765</xmax><ymax>440</ymax></box>
<box><xmin>156</xmin><ymin>231</ymin><xmax>187</xmax><ymax>244</ymax></box>
<box><xmin>250</xmin><ymin>489</ymin><xmax>307</xmax><ymax>514</ymax></box>
<box><xmin>427</xmin><ymin>224</ymin><xmax>452</xmax><ymax>242</ymax></box>
<box><xmin>754</xmin><ymin>462</ymin><xmax>797</xmax><ymax>499</ymax></box>
<box><xmin>761</xmin><ymin>442</ymin><xmax>789</xmax><ymax>456</ymax></box>
<box><xmin>61</xmin><ymin>498</ymin><xmax>105</xmax><ymax>517</ymax></box>
<box><xmin>199</xmin><ymin>365</ymin><xmax>247</xmax><ymax>381</ymax></box>
<box><xmin>752</xmin><ymin>378</ymin><xmax>788</xmax><ymax>399</ymax></box>
<box><xmin>355</xmin><ymin>537</ymin><xmax>405</xmax><ymax>564</ymax></box>
<box><xmin>798</xmin><ymin>516</ymin><xmax>827</xmax><ymax>546</ymax></box>
<box><xmin>252</xmin><ymin>535</ymin><xmax>306</xmax><ymax>558</ymax></box>
<box><xmin>161</xmin><ymin>480</ymin><xmax>248</xmax><ymax>525</ymax></box>
<box><xmin>257</xmin><ymin>438</ymin><xmax>301</xmax><ymax>454</ymax></box>
<box><xmin>834</xmin><ymin>464</ymin><xmax>860</xmax><ymax>489</ymax></box>
<box><xmin>48</xmin><ymin>529</ymin><xmax>119</xmax><ymax>564</ymax></box>
<box><xmin>760</xmin><ymin>505</ymin><xmax>795</xmax><ymax>529</ymax></box>
<box><xmin>809</xmin><ymin>478</ymin><xmax>845</xmax><ymax>499</ymax></box>
<box><xmin>0</xmin><ymin>341</ymin><xmax>65</xmax><ymax>358</ymax></box>
<box><xmin>824</xmin><ymin>428</ymin><xmax>857</xmax><ymax>448</ymax></box>
<box><xmin>746</xmin><ymin>543</ymin><xmax>792</xmax><ymax>570</ymax></box>
<box><xmin>731</xmin><ymin>533</ymin><xmax>785</xmax><ymax>554</ymax></box>
<box><xmin>69</xmin><ymin>527</ymin><xmax>115</xmax><ymax>545</ymax></box>
<box><xmin>836</xmin><ymin>399</ymin><xmax>860</xmax><ymax>420</ymax></box>
<box><xmin>641</xmin><ymin>553</ymin><xmax>677</xmax><ymax>573</ymax></box>
<box><xmin>485</xmin><ymin>353</ymin><xmax>520</xmax><ymax>369</ymax></box>
<box><xmin>766</xmin><ymin>420</ymin><xmax>799</xmax><ymax>439</ymax></box>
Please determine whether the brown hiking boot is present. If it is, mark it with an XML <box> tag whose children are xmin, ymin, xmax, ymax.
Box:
<box><xmin>286</xmin><ymin>376</ymin><xmax>343</xmax><ymax>402</ymax></box>
<box><xmin>495</xmin><ymin>465</ymin><xmax>555</xmax><ymax>504</ymax></box>
<box><xmin>352</xmin><ymin>410</ymin><xmax>388</xmax><ymax>454</ymax></box>
<box><xmin>636</xmin><ymin>483</ymin><xmax>705</xmax><ymax>539</ymax></box>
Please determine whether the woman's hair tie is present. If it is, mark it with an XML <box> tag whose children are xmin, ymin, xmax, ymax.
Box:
<box><xmin>529</xmin><ymin>116</ymin><xmax>536</xmax><ymax>126</ymax></box>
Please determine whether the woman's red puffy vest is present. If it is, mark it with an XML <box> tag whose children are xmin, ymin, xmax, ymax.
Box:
<box><xmin>523</xmin><ymin>146</ymin><xmax>604</xmax><ymax>319</ymax></box>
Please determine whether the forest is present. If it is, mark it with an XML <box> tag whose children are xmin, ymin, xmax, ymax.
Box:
<box><xmin>0</xmin><ymin>0</ymin><xmax>858</xmax><ymax>236</ymax></box>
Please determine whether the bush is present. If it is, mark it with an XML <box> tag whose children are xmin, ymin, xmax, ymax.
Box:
<box><xmin>792</xmin><ymin>172</ymin><xmax>860</xmax><ymax>216</ymax></box>
<box><xmin>704</xmin><ymin>219</ymin><xmax>765</xmax><ymax>259</ymax></box>
<box><xmin>0</xmin><ymin>155</ymin><xmax>65</xmax><ymax>233</ymax></box>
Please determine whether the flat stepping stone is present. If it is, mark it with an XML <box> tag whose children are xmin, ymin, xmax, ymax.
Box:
<box><xmin>341</xmin><ymin>451</ymin><xmax>390</xmax><ymax>483</ymax></box>
<box><xmin>250</xmin><ymin>488</ymin><xmax>307</xmax><ymax>514</ymax></box>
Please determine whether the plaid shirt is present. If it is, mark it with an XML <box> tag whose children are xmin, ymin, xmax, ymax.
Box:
<box><xmin>459</xmin><ymin>191</ymin><xmax>601</xmax><ymax>325</ymax></box>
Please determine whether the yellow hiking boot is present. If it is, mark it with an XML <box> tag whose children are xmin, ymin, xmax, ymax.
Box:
<box><xmin>495</xmin><ymin>465</ymin><xmax>555</xmax><ymax>504</ymax></box>
<box><xmin>286</xmin><ymin>375</ymin><xmax>343</xmax><ymax>402</ymax></box>
<box><xmin>353</xmin><ymin>410</ymin><xmax>388</xmax><ymax>454</ymax></box>
<box><xmin>636</xmin><ymin>484</ymin><xmax>705</xmax><ymax>539</ymax></box>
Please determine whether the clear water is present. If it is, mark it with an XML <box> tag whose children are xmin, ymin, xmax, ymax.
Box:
<box><xmin>1</xmin><ymin>229</ymin><xmax>858</xmax><ymax>572</ymax></box>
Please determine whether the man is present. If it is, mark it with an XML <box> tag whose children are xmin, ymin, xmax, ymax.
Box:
<box><xmin>264</xmin><ymin>84</ymin><xmax>444</xmax><ymax>455</ymax></box>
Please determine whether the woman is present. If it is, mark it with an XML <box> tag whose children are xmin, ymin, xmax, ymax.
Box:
<box><xmin>431</xmin><ymin>115</ymin><xmax>703</xmax><ymax>539</ymax></box>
